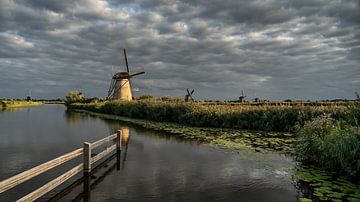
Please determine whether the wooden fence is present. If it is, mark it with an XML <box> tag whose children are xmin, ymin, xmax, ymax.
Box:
<box><xmin>0</xmin><ymin>130</ymin><xmax>122</xmax><ymax>201</ymax></box>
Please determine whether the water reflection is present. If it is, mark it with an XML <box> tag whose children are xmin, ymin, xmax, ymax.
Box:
<box><xmin>49</xmin><ymin>154</ymin><xmax>120</xmax><ymax>202</ymax></box>
<box><xmin>49</xmin><ymin>126</ymin><xmax>132</xmax><ymax>202</ymax></box>
<box><xmin>64</xmin><ymin>110</ymin><xmax>86</xmax><ymax>125</ymax></box>
<box><xmin>1</xmin><ymin>106</ymin><xmax>299</xmax><ymax>202</ymax></box>
<box><xmin>83</xmin><ymin>127</ymin><xmax>132</xmax><ymax>201</ymax></box>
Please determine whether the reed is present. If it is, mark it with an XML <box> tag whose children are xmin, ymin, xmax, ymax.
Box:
<box><xmin>67</xmin><ymin>100</ymin><xmax>348</xmax><ymax>132</ymax></box>
<box><xmin>295</xmin><ymin>114</ymin><xmax>360</xmax><ymax>178</ymax></box>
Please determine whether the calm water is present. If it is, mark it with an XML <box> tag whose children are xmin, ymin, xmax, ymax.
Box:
<box><xmin>0</xmin><ymin>105</ymin><xmax>299</xmax><ymax>201</ymax></box>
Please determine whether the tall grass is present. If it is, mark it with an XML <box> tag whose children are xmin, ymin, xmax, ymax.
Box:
<box><xmin>67</xmin><ymin>100</ymin><xmax>347</xmax><ymax>132</ymax></box>
<box><xmin>295</xmin><ymin>114</ymin><xmax>360</xmax><ymax>178</ymax></box>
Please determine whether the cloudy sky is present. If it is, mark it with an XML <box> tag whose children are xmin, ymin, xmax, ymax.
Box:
<box><xmin>0</xmin><ymin>0</ymin><xmax>359</xmax><ymax>101</ymax></box>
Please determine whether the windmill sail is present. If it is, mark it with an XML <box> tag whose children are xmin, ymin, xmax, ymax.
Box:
<box><xmin>124</xmin><ymin>48</ymin><xmax>129</xmax><ymax>73</ymax></box>
<box><xmin>130</xmin><ymin>71</ymin><xmax>145</xmax><ymax>77</ymax></box>
<box><xmin>185</xmin><ymin>88</ymin><xmax>195</xmax><ymax>102</ymax></box>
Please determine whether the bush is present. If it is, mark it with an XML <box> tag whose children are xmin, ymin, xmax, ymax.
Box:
<box><xmin>137</xmin><ymin>94</ymin><xmax>156</xmax><ymax>100</ymax></box>
<box><xmin>295</xmin><ymin>115</ymin><xmax>360</xmax><ymax>177</ymax></box>
<box><xmin>65</xmin><ymin>91</ymin><xmax>103</xmax><ymax>106</ymax></box>
<box><xmin>65</xmin><ymin>91</ymin><xmax>84</xmax><ymax>106</ymax></box>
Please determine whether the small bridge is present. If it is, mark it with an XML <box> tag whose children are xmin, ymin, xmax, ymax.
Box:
<box><xmin>0</xmin><ymin>130</ymin><xmax>124</xmax><ymax>201</ymax></box>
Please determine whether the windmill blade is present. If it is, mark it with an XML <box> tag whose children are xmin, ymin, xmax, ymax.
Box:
<box><xmin>190</xmin><ymin>89</ymin><xmax>194</xmax><ymax>95</ymax></box>
<box><xmin>129</xmin><ymin>71</ymin><xmax>145</xmax><ymax>77</ymax></box>
<box><xmin>186</xmin><ymin>88</ymin><xmax>190</xmax><ymax>95</ymax></box>
<box><xmin>241</xmin><ymin>90</ymin><xmax>244</xmax><ymax>96</ymax></box>
<box><xmin>189</xmin><ymin>94</ymin><xmax>194</xmax><ymax>101</ymax></box>
<box><xmin>107</xmin><ymin>79</ymin><xmax>116</xmax><ymax>98</ymax></box>
<box><xmin>123</xmin><ymin>48</ymin><xmax>129</xmax><ymax>73</ymax></box>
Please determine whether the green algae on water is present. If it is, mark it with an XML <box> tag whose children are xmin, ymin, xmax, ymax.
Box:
<box><xmin>73</xmin><ymin>109</ymin><xmax>295</xmax><ymax>154</ymax></box>
<box><xmin>294</xmin><ymin>166</ymin><xmax>360</xmax><ymax>201</ymax></box>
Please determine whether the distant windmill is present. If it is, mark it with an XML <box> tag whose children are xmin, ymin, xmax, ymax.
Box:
<box><xmin>185</xmin><ymin>88</ymin><xmax>194</xmax><ymax>102</ymax></box>
<box><xmin>26</xmin><ymin>90</ymin><xmax>32</xmax><ymax>101</ymax></box>
<box><xmin>239</xmin><ymin>90</ymin><xmax>246</xmax><ymax>102</ymax></box>
<box><xmin>107</xmin><ymin>49</ymin><xmax>145</xmax><ymax>101</ymax></box>
<box><xmin>355</xmin><ymin>92</ymin><xmax>360</xmax><ymax>100</ymax></box>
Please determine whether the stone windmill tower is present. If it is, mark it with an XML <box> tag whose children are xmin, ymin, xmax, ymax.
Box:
<box><xmin>107</xmin><ymin>49</ymin><xmax>145</xmax><ymax>101</ymax></box>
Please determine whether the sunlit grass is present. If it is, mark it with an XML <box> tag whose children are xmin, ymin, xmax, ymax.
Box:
<box><xmin>1</xmin><ymin>100</ymin><xmax>43</xmax><ymax>108</ymax></box>
<box><xmin>67</xmin><ymin>100</ymin><xmax>348</xmax><ymax>132</ymax></box>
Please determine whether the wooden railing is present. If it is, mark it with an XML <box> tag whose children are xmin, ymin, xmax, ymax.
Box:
<box><xmin>0</xmin><ymin>130</ymin><xmax>122</xmax><ymax>202</ymax></box>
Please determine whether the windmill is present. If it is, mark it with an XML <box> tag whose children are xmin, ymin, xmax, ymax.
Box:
<box><xmin>239</xmin><ymin>90</ymin><xmax>246</xmax><ymax>102</ymax></box>
<box><xmin>185</xmin><ymin>88</ymin><xmax>194</xmax><ymax>102</ymax></box>
<box><xmin>355</xmin><ymin>92</ymin><xmax>360</xmax><ymax>101</ymax></box>
<box><xmin>107</xmin><ymin>49</ymin><xmax>145</xmax><ymax>101</ymax></box>
<box><xmin>26</xmin><ymin>90</ymin><xmax>32</xmax><ymax>101</ymax></box>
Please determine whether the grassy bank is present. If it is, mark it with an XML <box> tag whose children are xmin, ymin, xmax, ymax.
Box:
<box><xmin>67</xmin><ymin>100</ymin><xmax>360</xmax><ymax>178</ymax></box>
<box><xmin>67</xmin><ymin>100</ymin><xmax>347</xmax><ymax>132</ymax></box>
<box><xmin>72</xmin><ymin>109</ymin><xmax>294</xmax><ymax>153</ymax></box>
<box><xmin>1</xmin><ymin>100</ymin><xmax>44</xmax><ymax>108</ymax></box>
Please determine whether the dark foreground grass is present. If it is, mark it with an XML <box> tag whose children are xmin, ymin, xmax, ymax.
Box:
<box><xmin>295</xmin><ymin>114</ymin><xmax>360</xmax><ymax>178</ymax></box>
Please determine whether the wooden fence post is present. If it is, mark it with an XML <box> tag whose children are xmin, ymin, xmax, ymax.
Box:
<box><xmin>116</xmin><ymin>130</ymin><xmax>122</xmax><ymax>170</ymax></box>
<box><xmin>116</xmin><ymin>130</ymin><xmax>122</xmax><ymax>152</ymax></box>
<box><xmin>83</xmin><ymin>142</ymin><xmax>91</xmax><ymax>174</ymax></box>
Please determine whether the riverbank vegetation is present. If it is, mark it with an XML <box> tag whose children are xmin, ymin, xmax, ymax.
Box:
<box><xmin>67</xmin><ymin>99</ymin><xmax>360</xmax><ymax>179</ymax></box>
<box><xmin>72</xmin><ymin>109</ymin><xmax>295</xmax><ymax>153</ymax></box>
<box><xmin>1</xmin><ymin>100</ymin><xmax>43</xmax><ymax>108</ymax></box>
<box><xmin>67</xmin><ymin>99</ymin><xmax>348</xmax><ymax>132</ymax></box>
<box><xmin>295</xmin><ymin>106</ymin><xmax>360</xmax><ymax>178</ymax></box>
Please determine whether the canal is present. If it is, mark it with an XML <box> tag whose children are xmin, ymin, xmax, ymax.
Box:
<box><xmin>0</xmin><ymin>104</ymin><xmax>331</xmax><ymax>201</ymax></box>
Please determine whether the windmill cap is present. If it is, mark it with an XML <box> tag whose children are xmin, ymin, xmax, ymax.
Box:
<box><xmin>113</xmin><ymin>72</ymin><xmax>130</xmax><ymax>79</ymax></box>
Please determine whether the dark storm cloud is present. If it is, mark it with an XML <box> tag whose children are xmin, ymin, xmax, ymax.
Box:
<box><xmin>0</xmin><ymin>0</ymin><xmax>359</xmax><ymax>100</ymax></box>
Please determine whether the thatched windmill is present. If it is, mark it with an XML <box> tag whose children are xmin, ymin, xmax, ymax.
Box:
<box><xmin>239</xmin><ymin>90</ymin><xmax>246</xmax><ymax>102</ymax></box>
<box><xmin>185</xmin><ymin>88</ymin><xmax>194</xmax><ymax>102</ymax></box>
<box><xmin>107</xmin><ymin>49</ymin><xmax>145</xmax><ymax>101</ymax></box>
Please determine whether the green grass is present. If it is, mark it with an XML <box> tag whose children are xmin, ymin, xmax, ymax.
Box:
<box><xmin>1</xmin><ymin>100</ymin><xmax>44</xmax><ymax>108</ymax></box>
<box><xmin>67</xmin><ymin>100</ymin><xmax>347</xmax><ymax>132</ymax></box>
<box><xmin>295</xmin><ymin>114</ymin><xmax>360</xmax><ymax>178</ymax></box>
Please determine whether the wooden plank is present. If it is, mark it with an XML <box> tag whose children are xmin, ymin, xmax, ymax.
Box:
<box><xmin>0</xmin><ymin>148</ymin><xmax>83</xmax><ymax>193</ymax></box>
<box><xmin>91</xmin><ymin>144</ymin><xmax>116</xmax><ymax>164</ymax></box>
<box><xmin>83</xmin><ymin>143</ymin><xmax>91</xmax><ymax>173</ymax></box>
<box><xmin>91</xmin><ymin>134</ymin><xmax>117</xmax><ymax>149</ymax></box>
<box><xmin>17</xmin><ymin>164</ymin><xmax>83</xmax><ymax>202</ymax></box>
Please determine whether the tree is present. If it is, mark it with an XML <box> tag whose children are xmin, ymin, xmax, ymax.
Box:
<box><xmin>65</xmin><ymin>91</ymin><xmax>84</xmax><ymax>105</ymax></box>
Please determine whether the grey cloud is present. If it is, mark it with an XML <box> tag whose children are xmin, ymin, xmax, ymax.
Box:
<box><xmin>0</xmin><ymin>0</ymin><xmax>359</xmax><ymax>100</ymax></box>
